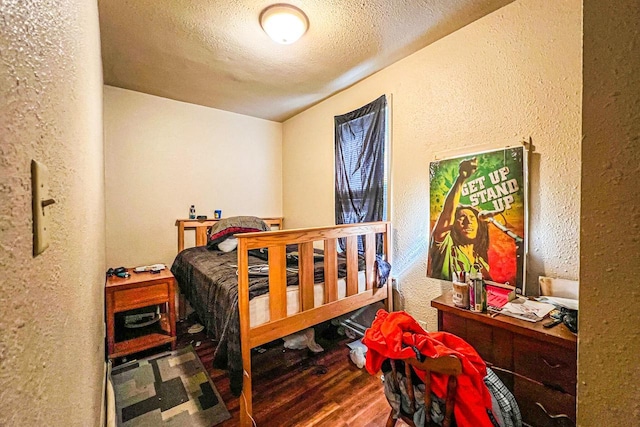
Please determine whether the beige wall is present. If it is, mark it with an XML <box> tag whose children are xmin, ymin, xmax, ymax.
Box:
<box><xmin>283</xmin><ymin>0</ymin><xmax>582</xmax><ymax>327</ymax></box>
<box><xmin>0</xmin><ymin>1</ymin><xmax>106</xmax><ymax>426</ymax></box>
<box><xmin>104</xmin><ymin>87</ymin><xmax>283</xmax><ymax>267</ymax></box>
<box><xmin>580</xmin><ymin>0</ymin><xmax>640</xmax><ymax>423</ymax></box>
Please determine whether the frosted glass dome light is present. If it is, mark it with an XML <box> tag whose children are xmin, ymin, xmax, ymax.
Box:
<box><xmin>260</xmin><ymin>4</ymin><xmax>309</xmax><ymax>45</ymax></box>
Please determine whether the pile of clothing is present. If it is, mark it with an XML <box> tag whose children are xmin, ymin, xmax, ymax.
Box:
<box><xmin>362</xmin><ymin>310</ymin><xmax>521</xmax><ymax>427</ymax></box>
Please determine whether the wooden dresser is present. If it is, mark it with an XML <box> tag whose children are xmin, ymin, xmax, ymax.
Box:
<box><xmin>431</xmin><ymin>293</ymin><xmax>577</xmax><ymax>427</ymax></box>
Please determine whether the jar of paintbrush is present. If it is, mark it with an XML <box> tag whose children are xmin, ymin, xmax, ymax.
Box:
<box><xmin>452</xmin><ymin>271</ymin><xmax>470</xmax><ymax>309</ymax></box>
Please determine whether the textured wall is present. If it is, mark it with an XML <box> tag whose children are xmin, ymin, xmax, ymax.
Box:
<box><xmin>0</xmin><ymin>1</ymin><xmax>105</xmax><ymax>426</ymax></box>
<box><xmin>283</xmin><ymin>0</ymin><xmax>581</xmax><ymax>328</ymax></box>
<box><xmin>580</xmin><ymin>0</ymin><xmax>640</xmax><ymax>423</ymax></box>
<box><xmin>104</xmin><ymin>87</ymin><xmax>283</xmax><ymax>267</ymax></box>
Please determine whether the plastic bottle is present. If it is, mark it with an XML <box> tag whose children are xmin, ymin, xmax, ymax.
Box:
<box><xmin>189</xmin><ymin>205</ymin><xmax>196</xmax><ymax>219</ymax></box>
<box><xmin>481</xmin><ymin>275</ymin><xmax>487</xmax><ymax>312</ymax></box>
<box><xmin>468</xmin><ymin>272</ymin><xmax>477</xmax><ymax>312</ymax></box>
<box><xmin>474</xmin><ymin>272</ymin><xmax>486</xmax><ymax>312</ymax></box>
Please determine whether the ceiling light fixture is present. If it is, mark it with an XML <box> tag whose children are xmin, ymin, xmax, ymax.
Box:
<box><xmin>260</xmin><ymin>4</ymin><xmax>309</xmax><ymax>45</ymax></box>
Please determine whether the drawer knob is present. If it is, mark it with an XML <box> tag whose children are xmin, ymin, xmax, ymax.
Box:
<box><xmin>542</xmin><ymin>357</ymin><xmax>562</xmax><ymax>369</ymax></box>
<box><xmin>535</xmin><ymin>402</ymin><xmax>573</xmax><ymax>422</ymax></box>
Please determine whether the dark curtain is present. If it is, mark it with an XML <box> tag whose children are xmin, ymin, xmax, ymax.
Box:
<box><xmin>335</xmin><ymin>95</ymin><xmax>387</xmax><ymax>252</ymax></box>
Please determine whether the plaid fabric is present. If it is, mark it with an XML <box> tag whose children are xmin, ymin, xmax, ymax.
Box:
<box><xmin>484</xmin><ymin>367</ymin><xmax>522</xmax><ymax>427</ymax></box>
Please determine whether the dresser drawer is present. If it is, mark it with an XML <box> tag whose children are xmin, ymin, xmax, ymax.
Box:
<box><xmin>464</xmin><ymin>319</ymin><xmax>494</xmax><ymax>362</ymax></box>
<box><xmin>441</xmin><ymin>312</ymin><xmax>514</xmax><ymax>371</ymax></box>
<box><xmin>441</xmin><ymin>311</ymin><xmax>467</xmax><ymax>339</ymax></box>
<box><xmin>514</xmin><ymin>377</ymin><xmax>575</xmax><ymax>427</ymax></box>
<box><xmin>513</xmin><ymin>335</ymin><xmax>576</xmax><ymax>396</ymax></box>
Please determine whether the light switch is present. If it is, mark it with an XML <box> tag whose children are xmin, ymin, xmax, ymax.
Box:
<box><xmin>32</xmin><ymin>160</ymin><xmax>55</xmax><ymax>256</ymax></box>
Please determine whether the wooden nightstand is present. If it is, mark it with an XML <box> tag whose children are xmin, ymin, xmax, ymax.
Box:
<box><xmin>105</xmin><ymin>268</ymin><xmax>176</xmax><ymax>359</ymax></box>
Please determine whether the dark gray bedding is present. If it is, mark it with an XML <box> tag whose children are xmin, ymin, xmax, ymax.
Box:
<box><xmin>172</xmin><ymin>247</ymin><xmax>266</xmax><ymax>395</ymax></box>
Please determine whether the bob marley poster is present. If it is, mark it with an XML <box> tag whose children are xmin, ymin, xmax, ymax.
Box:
<box><xmin>427</xmin><ymin>146</ymin><xmax>527</xmax><ymax>293</ymax></box>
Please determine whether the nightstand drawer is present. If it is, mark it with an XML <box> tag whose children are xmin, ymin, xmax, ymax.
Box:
<box><xmin>514</xmin><ymin>335</ymin><xmax>576</xmax><ymax>396</ymax></box>
<box><xmin>113</xmin><ymin>282</ymin><xmax>171</xmax><ymax>312</ymax></box>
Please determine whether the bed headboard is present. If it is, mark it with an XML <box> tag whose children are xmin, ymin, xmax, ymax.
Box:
<box><xmin>175</xmin><ymin>217</ymin><xmax>283</xmax><ymax>252</ymax></box>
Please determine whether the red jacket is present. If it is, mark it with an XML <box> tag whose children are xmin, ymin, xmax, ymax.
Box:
<box><xmin>362</xmin><ymin>310</ymin><xmax>495</xmax><ymax>427</ymax></box>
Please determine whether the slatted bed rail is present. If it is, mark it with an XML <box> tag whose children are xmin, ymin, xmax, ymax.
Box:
<box><xmin>235</xmin><ymin>221</ymin><xmax>392</xmax><ymax>426</ymax></box>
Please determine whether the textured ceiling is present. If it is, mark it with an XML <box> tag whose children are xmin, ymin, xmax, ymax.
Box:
<box><xmin>99</xmin><ymin>0</ymin><xmax>511</xmax><ymax>122</ymax></box>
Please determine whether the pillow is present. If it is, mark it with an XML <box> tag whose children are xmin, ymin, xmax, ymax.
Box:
<box><xmin>218</xmin><ymin>237</ymin><xmax>238</xmax><ymax>252</ymax></box>
<box><xmin>207</xmin><ymin>216</ymin><xmax>271</xmax><ymax>250</ymax></box>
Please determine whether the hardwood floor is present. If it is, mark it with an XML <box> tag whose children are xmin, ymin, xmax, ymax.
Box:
<box><xmin>175</xmin><ymin>319</ymin><xmax>395</xmax><ymax>426</ymax></box>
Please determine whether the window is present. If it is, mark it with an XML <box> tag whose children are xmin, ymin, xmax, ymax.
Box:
<box><xmin>334</xmin><ymin>95</ymin><xmax>388</xmax><ymax>251</ymax></box>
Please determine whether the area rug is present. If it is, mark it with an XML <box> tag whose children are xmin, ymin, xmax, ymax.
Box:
<box><xmin>111</xmin><ymin>345</ymin><xmax>231</xmax><ymax>427</ymax></box>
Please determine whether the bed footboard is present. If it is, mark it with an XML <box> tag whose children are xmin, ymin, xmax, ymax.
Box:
<box><xmin>236</xmin><ymin>221</ymin><xmax>392</xmax><ymax>425</ymax></box>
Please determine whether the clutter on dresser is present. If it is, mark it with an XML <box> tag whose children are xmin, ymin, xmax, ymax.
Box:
<box><xmin>452</xmin><ymin>270</ymin><xmax>488</xmax><ymax>312</ymax></box>
<box><xmin>450</xmin><ymin>270</ymin><xmax>557</xmax><ymax>323</ymax></box>
<box><xmin>537</xmin><ymin>276</ymin><xmax>579</xmax><ymax>332</ymax></box>
<box><xmin>469</xmin><ymin>272</ymin><xmax>487</xmax><ymax>312</ymax></box>
<box><xmin>488</xmin><ymin>297</ymin><xmax>555</xmax><ymax>322</ymax></box>
<box><xmin>451</xmin><ymin>280</ymin><xmax>470</xmax><ymax>308</ymax></box>
<box><xmin>485</xmin><ymin>280</ymin><xmax>517</xmax><ymax>309</ymax></box>
<box><xmin>539</xmin><ymin>275</ymin><xmax>579</xmax><ymax>299</ymax></box>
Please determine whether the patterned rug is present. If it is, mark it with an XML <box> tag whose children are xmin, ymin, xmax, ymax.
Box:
<box><xmin>111</xmin><ymin>346</ymin><xmax>231</xmax><ymax>427</ymax></box>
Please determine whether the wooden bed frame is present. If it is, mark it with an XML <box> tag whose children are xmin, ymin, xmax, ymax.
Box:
<box><xmin>175</xmin><ymin>219</ymin><xmax>392</xmax><ymax>426</ymax></box>
<box><xmin>175</xmin><ymin>217</ymin><xmax>284</xmax><ymax>252</ymax></box>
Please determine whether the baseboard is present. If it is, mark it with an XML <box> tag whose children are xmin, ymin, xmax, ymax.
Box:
<box><xmin>104</xmin><ymin>360</ymin><xmax>116</xmax><ymax>427</ymax></box>
<box><xmin>100</xmin><ymin>361</ymin><xmax>106</xmax><ymax>427</ymax></box>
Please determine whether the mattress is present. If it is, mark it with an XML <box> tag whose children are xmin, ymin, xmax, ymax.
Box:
<box><xmin>249</xmin><ymin>271</ymin><xmax>366</xmax><ymax>326</ymax></box>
